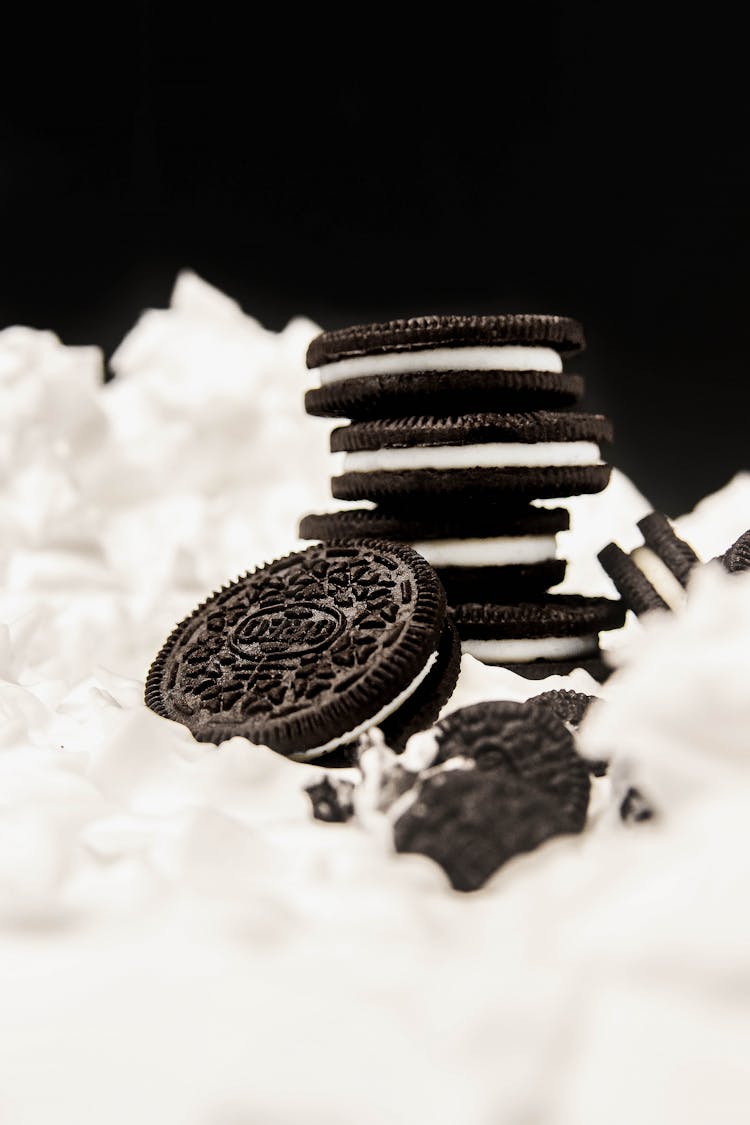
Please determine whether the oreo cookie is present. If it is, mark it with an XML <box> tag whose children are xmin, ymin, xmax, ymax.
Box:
<box><xmin>299</xmin><ymin>503</ymin><xmax>569</xmax><ymax>601</ymax></box>
<box><xmin>393</xmin><ymin>700</ymin><xmax>590</xmax><ymax>891</ymax></box>
<box><xmin>451</xmin><ymin>595</ymin><xmax>625</xmax><ymax>681</ymax></box>
<box><xmin>145</xmin><ymin>541</ymin><xmax>459</xmax><ymax>761</ymax></box>
<box><xmin>330</xmin><ymin>412</ymin><xmax>612</xmax><ymax>502</ymax></box>
<box><xmin>306</xmin><ymin>315</ymin><xmax>584</xmax><ymax>418</ymax></box>
<box><xmin>598</xmin><ymin>511</ymin><xmax>702</xmax><ymax>617</ymax></box>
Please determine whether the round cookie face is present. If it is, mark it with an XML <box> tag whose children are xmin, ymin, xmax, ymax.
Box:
<box><xmin>306</xmin><ymin>314</ymin><xmax>586</xmax><ymax>368</ymax></box>
<box><xmin>145</xmin><ymin>541</ymin><xmax>446</xmax><ymax>760</ymax></box>
<box><xmin>304</xmin><ymin>369</ymin><xmax>585</xmax><ymax>419</ymax></box>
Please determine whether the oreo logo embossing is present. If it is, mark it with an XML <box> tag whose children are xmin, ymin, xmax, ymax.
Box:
<box><xmin>229</xmin><ymin>601</ymin><xmax>346</xmax><ymax>659</ymax></box>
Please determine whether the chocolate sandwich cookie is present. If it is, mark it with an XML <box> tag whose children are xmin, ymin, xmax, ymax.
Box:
<box><xmin>145</xmin><ymin>541</ymin><xmax>459</xmax><ymax>761</ymax></box>
<box><xmin>598</xmin><ymin>511</ymin><xmax>702</xmax><ymax>617</ymax></box>
<box><xmin>451</xmin><ymin>595</ymin><xmax>626</xmax><ymax>681</ymax></box>
<box><xmin>299</xmin><ymin>503</ymin><xmax>569</xmax><ymax>601</ymax></box>
<box><xmin>393</xmin><ymin>700</ymin><xmax>590</xmax><ymax>891</ymax></box>
<box><xmin>329</xmin><ymin>412</ymin><xmax>612</xmax><ymax>502</ymax></box>
<box><xmin>305</xmin><ymin>314</ymin><xmax>585</xmax><ymax>419</ymax></box>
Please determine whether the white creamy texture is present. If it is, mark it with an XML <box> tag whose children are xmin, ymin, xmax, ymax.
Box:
<box><xmin>411</xmin><ymin>534</ymin><xmax>557</xmax><ymax>567</ymax></box>
<box><xmin>292</xmin><ymin>649</ymin><xmax>438</xmax><ymax>760</ymax></box>
<box><xmin>315</xmin><ymin>344</ymin><xmax>563</xmax><ymax>384</ymax></box>
<box><xmin>631</xmin><ymin>545</ymin><xmax>688</xmax><ymax>611</ymax></box>
<box><xmin>343</xmin><ymin>440</ymin><xmax>602</xmax><ymax>473</ymax></box>
<box><xmin>2</xmin><ymin>281</ymin><xmax>750</xmax><ymax>1124</ymax></box>
<box><xmin>461</xmin><ymin>634</ymin><xmax>599</xmax><ymax>663</ymax></box>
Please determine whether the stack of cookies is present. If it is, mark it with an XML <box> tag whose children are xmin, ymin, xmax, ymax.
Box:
<box><xmin>300</xmin><ymin>315</ymin><xmax>625</xmax><ymax>681</ymax></box>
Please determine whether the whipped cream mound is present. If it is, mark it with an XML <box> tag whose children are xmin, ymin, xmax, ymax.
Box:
<box><xmin>1</xmin><ymin>278</ymin><xmax>750</xmax><ymax>1124</ymax></box>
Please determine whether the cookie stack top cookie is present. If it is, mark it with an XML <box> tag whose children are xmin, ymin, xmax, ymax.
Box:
<box><xmin>300</xmin><ymin>314</ymin><xmax>622</xmax><ymax>681</ymax></box>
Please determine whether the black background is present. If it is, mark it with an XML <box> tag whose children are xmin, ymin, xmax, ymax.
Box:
<box><xmin>1</xmin><ymin>7</ymin><xmax>748</xmax><ymax>514</ymax></box>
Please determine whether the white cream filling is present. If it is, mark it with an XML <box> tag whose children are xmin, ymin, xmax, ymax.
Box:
<box><xmin>343</xmin><ymin>441</ymin><xmax>601</xmax><ymax>473</ymax></box>
<box><xmin>410</xmin><ymin>535</ymin><xmax>557</xmax><ymax>568</ymax></box>
<box><xmin>631</xmin><ymin>546</ymin><xmax>688</xmax><ymax>611</ymax></box>
<box><xmin>290</xmin><ymin>649</ymin><xmax>439</xmax><ymax>762</ymax></box>
<box><xmin>461</xmin><ymin>634</ymin><xmax>598</xmax><ymax>663</ymax></box>
<box><xmin>315</xmin><ymin>345</ymin><xmax>563</xmax><ymax>385</ymax></box>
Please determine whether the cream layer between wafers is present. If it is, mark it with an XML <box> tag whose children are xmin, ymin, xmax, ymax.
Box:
<box><xmin>461</xmin><ymin>634</ymin><xmax>598</xmax><ymax>663</ymax></box>
<box><xmin>410</xmin><ymin>535</ymin><xmax>557</xmax><ymax>568</ymax></box>
<box><xmin>342</xmin><ymin>441</ymin><xmax>602</xmax><ymax>473</ymax></box>
<box><xmin>314</xmin><ymin>345</ymin><xmax>563</xmax><ymax>384</ymax></box>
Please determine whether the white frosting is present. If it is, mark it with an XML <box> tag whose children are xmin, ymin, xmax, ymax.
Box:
<box><xmin>461</xmin><ymin>634</ymin><xmax>598</xmax><ymax>663</ymax></box>
<box><xmin>411</xmin><ymin>535</ymin><xmax>557</xmax><ymax>568</ymax></box>
<box><xmin>5</xmin><ymin>278</ymin><xmax>750</xmax><ymax>1125</ymax></box>
<box><xmin>343</xmin><ymin>441</ymin><xmax>601</xmax><ymax>473</ymax></box>
<box><xmin>631</xmin><ymin>546</ymin><xmax>688</xmax><ymax>611</ymax></box>
<box><xmin>290</xmin><ymin>649</ymin><xmax>439</xmax><ymax>761</ymax></box>
<box><xmin>314</xmin><ymin>345</ymin><xmax>563</xmax><ymax>385</ymax></box>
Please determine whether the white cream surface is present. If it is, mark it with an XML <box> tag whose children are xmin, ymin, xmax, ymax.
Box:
<box><xmin>461</xmin><ymin>634</ymin><xmax>599</xmax><ymax>663</ymax></box>
<box><xmin>411</xmin><ymin>535</ymin><xmax>557</xmax><ymax>567</ymax></box>
<box><xmin>631</xmin><ymin>546</ymin><xmax>688</xmax><ymax>611</ymax></box>
<box><xmin>314</xmin><ymin>344</ymin><xmax>563</xmax><ymax>384</ymax></box>
<box><xmin>292</xmin><ymin>650</ymin><xmax>438</xmax><ymax>760</ymax></box>
<box><xmin>2</xmin><ymin>278</ymin><xmax>750</xmax><ymax>1125</ymax></box>
<box><xmin>343</xmin><ymin>441</ymin><xmax>602</xmax><ymax>473</ymax></box>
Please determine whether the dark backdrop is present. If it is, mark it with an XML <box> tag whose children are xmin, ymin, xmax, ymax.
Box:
<box><xmin>2</xmin><ymin>7</ymin><xmax>748</xmax><ymax>514</ymax></box>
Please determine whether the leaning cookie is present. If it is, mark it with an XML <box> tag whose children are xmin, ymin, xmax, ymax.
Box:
<box><xmin>299</xmin><ymin>503</ymin><xmax>569</xmax><ymax>601</ymax></box>
<box><xmin>305</xmin><ymin>313</ymin><xmax>585</xmax><ymax>418</ymax></box>
<box><xmin>392</xmin><ymin>700</ymin><xmax>591</xmax><ymax>891</ymax></box>
<box><xmin>145</xmin><ymin>541</ymin><xmax>459</xmax><ymax>761</ymax></box>
<box><xmin>598</xmin><ymin>511</ymin><xmax>702</xmax><ymax>616</ymax></box>
<box><xmin>451</xmin><ymin>595</ymin><xmax>625</xmax><ymax>681</ymax></box>
<box><xmin>330</xmin><ymin>411</ymin><xmax>613</xmax><ymax>502</ymax></box>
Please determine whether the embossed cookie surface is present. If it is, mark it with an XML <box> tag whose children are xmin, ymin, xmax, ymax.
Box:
<box><xmin>145</xmin><ymin>541</ymin><xmax>447</xmax><ymax>759</ymax></box>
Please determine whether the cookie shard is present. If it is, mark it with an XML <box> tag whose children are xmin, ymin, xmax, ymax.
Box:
<box><xmin>145</xmin><ymin>540</ymin><xmax>448</xmax><ymax>760</ymax></box>
<box><xmin>304</xmin><ymin>776</ymin><xmax>355</xmax><ymax>823</ymax></box>
<box><xmin>394</xmin><ymin>700</ymin><xmax>590</xmax><ymax>891</ymax></box>
<box><xmin>531</xmin><ymin>689</ymin><xmax>595</xmax><ymax>729</ymax></box>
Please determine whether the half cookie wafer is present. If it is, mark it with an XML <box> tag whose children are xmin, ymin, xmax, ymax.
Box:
<box><xmin>330</xmin><ymin>411</ymin><xmax>612</xmax><ymax>502</ymax></box>
<box><xmin>305</xmin><ymin>314</ymin><xmax>585</xmax><ymax>418</ymax></box>
<box><xmin>451</xmin><ymin>595</ymin><xmax>626</xmax><ymax>682</ymax></box>
<box><xmin>299</xmin><ymin>503</ymin><xmax>569</xmax><ymax>600</ymax></box>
